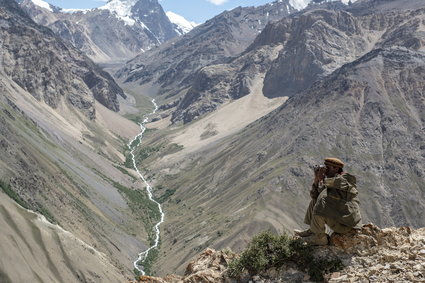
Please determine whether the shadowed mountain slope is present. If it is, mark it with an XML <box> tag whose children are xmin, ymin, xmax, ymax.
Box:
<box><xmin>0</xmin><ymin>192</ymin><xmax>126</xmax><ymax>282</ymax></box>
<box><xmin>2</xmin><ymin>0</ymin><xmax>125</xmax><ymax>116</ymax></box>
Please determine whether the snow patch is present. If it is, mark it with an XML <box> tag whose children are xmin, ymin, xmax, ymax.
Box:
<box><xmin>62</xmin><ymin>8</ymin><xmax>90</xmax><ymax>14</ymax></box>
<box><xmin>31</xmin><ymin>0</ymin><xmax>52</xmax><ymax>12</ymax></box>
<box><xmin>289</xmin><ymin>0</ymin><xmax>358</xmax><ymax>11</ymax></box>
<box><xmin>99</xmin><ymin>0</ymin><xmax>138</xmax><ymax>26</ymax></box>
<box><xmin>166</xmin><ymin>11</ymin><xmax>198</xmax><ymax>35</ymax></box>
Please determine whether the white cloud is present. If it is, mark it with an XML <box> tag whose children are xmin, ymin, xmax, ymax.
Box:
<box><xmin>206</xmin><ymin>0</ymin><xmax>229</xmax><ymax>5</ymax></box>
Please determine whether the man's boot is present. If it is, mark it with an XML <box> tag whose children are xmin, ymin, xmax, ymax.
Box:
<box><xmin>303</xmin><ymin>233</ymin><xmax>328</xmax><ymax>246</ymax></box>
<box><xmin>294</xmin><ymin>228</ymin><xmax>314</xmax><ymax>237</ymax></box>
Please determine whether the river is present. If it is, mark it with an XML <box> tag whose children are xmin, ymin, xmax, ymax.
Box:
<box><xmin>127</xmin><ymin>99</ymin><xmax>165</xmax><ymax>275</ymax></box>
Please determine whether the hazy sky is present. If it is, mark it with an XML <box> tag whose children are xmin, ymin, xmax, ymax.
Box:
<box><xmin>44</xmin><ymin>0</ymin><xmax>277</xmax><ymax>23</ymax></box>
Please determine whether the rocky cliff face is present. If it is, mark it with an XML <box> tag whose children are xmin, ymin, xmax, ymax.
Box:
<box><xmin>2</xmin><ymin>0</ymin><xmax>124</xmax><ymax>117</ymax></box>
<box><xmin>171</xmin><ymin>44</ymin><xmax>283</xmax><ymax>123</ymax></box>
<box><xmin>262</xmin><ymin>1</ymin><xmax>425</xmax><ymax>99</ymax></box>
<box><xmin>116</xmin><ymin>0</ymin><xmax>295</xmax><ymax>104</ymax></box>
<box><xmin>19</xmin><ymin>0</ymin><xmax>179</xmax><ymax>63</ymax></box>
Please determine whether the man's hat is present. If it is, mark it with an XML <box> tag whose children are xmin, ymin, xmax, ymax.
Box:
<box><xmin>324</xmin><ymin>157</ymin><xmax>344</xmax><ymax>168</ymax></box>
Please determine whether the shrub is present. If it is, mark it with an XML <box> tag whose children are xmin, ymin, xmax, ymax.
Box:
<box><xmin>228</xmin><ymin>231</ymin><xmax>292</xmax><ymax>276</ymax></box>
<box><xmin>228</xmin><ymin>231</ymin><xmax>344</xmax><ymax>282</ymax></box>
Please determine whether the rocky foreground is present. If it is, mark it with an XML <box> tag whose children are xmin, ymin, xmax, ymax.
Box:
<box><xmin>135</xmin><ymin>224</ymin><xmax>425</xmax><ymax>282</ymax></box>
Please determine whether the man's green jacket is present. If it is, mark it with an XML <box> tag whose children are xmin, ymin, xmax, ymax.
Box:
<box><xmin>313</xmin><ymin>173</ymin><xmax>362</xmax><ymax>227</ymax></box>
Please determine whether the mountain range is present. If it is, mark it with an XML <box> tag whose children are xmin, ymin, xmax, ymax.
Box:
<box><xmin>18</xmin><ymin>0</ymin><xmax>193</xmax><ymax>63</ymax></box>
<box><xmin>116</xmin><ymin>0</ymin><xmax>296</xmax><ymax>122</ymax></box>
<box><xmin>0</xmin><ymin>0</ymin><xmax>424</xmax><ymax>280</ymax></box>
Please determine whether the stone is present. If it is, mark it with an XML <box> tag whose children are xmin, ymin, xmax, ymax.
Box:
<box><xmin>330</xmin><ymin>272</ymin><xmax>341</xmax><ymax>278</ymax></box>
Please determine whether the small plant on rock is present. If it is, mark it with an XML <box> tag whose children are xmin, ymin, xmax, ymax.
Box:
<box><xmin>228</xmin><ymin>230</ymin><xmax>344</xmax><ymax>282</ymax></box>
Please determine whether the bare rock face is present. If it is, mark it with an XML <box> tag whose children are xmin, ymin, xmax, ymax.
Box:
<box><xmin>327</xmin><ymin>224</ymin><xmax>425</xmax><ymax>282</ymax></box>
<box><xmin>1</xmin><ymin>0</ymin><xmax>124</xmax><ymax>117</ymax></box>
<box><xmin>183</xmin><ymin>248</ymin><xmax>237</xmax><ymax>282</ymax></box>
<box><xmin>19</xmin><ymin>0</ymin><xmax>179</xmax><ymax>63</ymax></box>
<box><xmin>262</xmin><ymin>4</ymin><xmax>425</xmax><ymax>98</ymax></box>
<box><xmin>133</xmin><ymin>249</ymin><xmax>236</xmax><ymax>282</ymax></box>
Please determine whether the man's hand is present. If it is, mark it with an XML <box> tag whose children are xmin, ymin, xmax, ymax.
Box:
<box><xmin>314</xmin><ymin>167</ymin><xmax>326</xmax><ymax>185</ymax></box>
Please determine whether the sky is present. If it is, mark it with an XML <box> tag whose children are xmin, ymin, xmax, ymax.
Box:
<box><xmin>44</xmin><ymin>0</ymin><xmax>286</xmax><ymax>24</ymax></box>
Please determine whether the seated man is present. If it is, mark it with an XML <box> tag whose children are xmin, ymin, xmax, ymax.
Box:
<box><xmin>295</xmin><ymin>157</ymin><xmax>362</xmax><ymax>245</ymax></box>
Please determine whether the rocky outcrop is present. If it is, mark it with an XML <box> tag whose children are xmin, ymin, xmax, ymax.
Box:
<box><xmin>19</xmin><ymin>0</ymin><xmax>179</xmax><ymax>63</ymax></box>
<box><xmin>133</xmin><ymin>224</ymin><xmax>425</xmax><ymax>282</ymax></box>
<box><xmin>328</xmin><ymin>224</ymin><xmax>425</xmax><ymax>282</ymax></box>
<box><xmin>1</xmin><ymin>0</ymin><xmax>124</xmax><ymax>117</ymax></box>
<box><xmin>134</xmin><ymin>249</ymin><xmax>236</xmax><ymax>282</ymax></box>
<box><xmin>130</xmin><ymin>0</ymin><xmax>177</xmax><ymax>42</ymax></box>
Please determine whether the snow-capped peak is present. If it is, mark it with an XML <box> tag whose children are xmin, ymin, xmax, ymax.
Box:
<box><xmin>99</xmin><ymin>0</ymin><xmax>139</xmax><ymax>26</ymax></box>
<box><xmin>166</xmin><ymin>11</ymin><xmax>198</xmax><ymax>35</ymax></box>
<box><xmin>31</xmin><ymin>0</ymin><xmax>53</xmax><ymax>12</ymax></box>
<box><xmin>289</xmin><ymin>0</ymin><xmax>358</xmax><ymax>11</ymax></box>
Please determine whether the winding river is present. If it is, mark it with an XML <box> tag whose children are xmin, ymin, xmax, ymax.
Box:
<box><xmin>128</xmin><ymin>99</ymin><xmax>165</xmax><ymax>275</ymax></box>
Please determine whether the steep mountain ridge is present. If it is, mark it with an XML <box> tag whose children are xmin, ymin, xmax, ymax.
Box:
<box><xmin>20</xmin><ymin>0</ymin><xmax>180</xmax><ymax>63</ymax></box>
<box><xmin>262</xmin><ymin>3</ymin><xmax>425</xmax><ymax>98</ymax></box>
<box><xmin>167</xmin><ymin>0</ymin><xmax>425</xmax><ymax>124</ymax></box>
<box><xmin>2</xmin><ymin>0</ymin><xmax>125</xmax><ymax>116</ymax></box>
<box><xmin>0</xmin><ymin>74</ymin><xmax>143</xmax><ymax>281</ymax></box>
<box><xmin>116</xmin><ymin>0</ymin><xmax>295</xmax><ymax>105</ymax></box>
<box><xmin>166</xmin><ymin>11</ymin><xmax>198</xmax><ymax>35</ymax></box>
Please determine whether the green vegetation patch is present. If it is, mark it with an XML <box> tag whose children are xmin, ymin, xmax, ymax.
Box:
<box><xmin>113</xmin><ymin>165</ymin><xmax>137</xmax><ymax>182</ymax></box>
<box><xmin>155</xmin><ymin>188</ymin><xmax>176</xmax><ymax>204</ymax></box>
<box><xmin>136</xmin><ymin>146</ymin><xmax>161</xmax><ymax>162</ymax></box>
<box><xmin>124</xmin><ymin>144</ymin><xmax>161</xmax><ymax>169</ymax></box>
<box><xmin>0</xmin><ymin>180</ymin><xmax>56</xmax><ymax>224</ymax></box>
<box><xmin>136</xmin><ymin>246</ymin><xmax>160</xmax><ymax>277</ymax></box>
<box><xmin>104</xmin><ymin>176</ymin><xmax>162</xmax><ymax>277</ymax></box>
<box><xmin>228</xmin><ymin>231</ymin><xmax>344</xmax><ymax>282</ymax></box>
<box><xmin>111</xmin><ymin>181</ymin><xmax>161</xmax><ymax>227</ymax></box>
<box><xmin>0</xmin><ymin>179</ymin><xmax>28</xmax><ymax>209</ymax></box>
